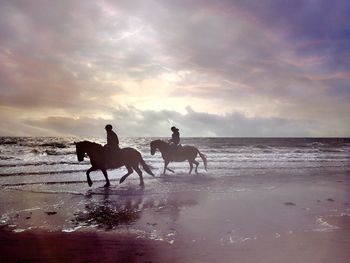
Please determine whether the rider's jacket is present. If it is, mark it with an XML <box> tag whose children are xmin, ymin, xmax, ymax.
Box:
<box><xmin>169</xmin><ymin>131</ymin><xmax>180</xmax><ymax>145</ymax></box>
<box><xmin>107</xmin><ymin>129</ymin><xmax>119</xmax><ymax>147</ymax></box>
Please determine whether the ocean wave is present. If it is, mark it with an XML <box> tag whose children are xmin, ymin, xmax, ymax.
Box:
<box><xmin>313</xmin><ymin>217</ymin><xmax>340</xmax><ymax>232</ymax></box>
<box><xmin>30</xmin><ymin>149</ymin><xmax>41</xmax><ymax>154</ymax></box>
<box><xmin>0</xmin><ymin>156</ymin><xmax>16</xmax><ymax>160</ymax></box>
<box><xmin>0</xmin><ymin>161</ymin><xmax>83</xmax><ymax>168</ymax></box>
<box><xmin>292</xmin><ymin>149</ymin><xmax>320</xmax><ymax>153</ymax></box>
<box><xmin>252</xmin><ymin>144</ymin><xmax>270</xmax><ymax>149</ymax></box>
<box><xmin>308</xmin><ymin>142</ymin><xmax>325</xmax><ymax>147</ymax></box>
<box><xmin>0</xmin><ymin>140</ymin><xmax>17</xmax><ymax>145</ymax></box>
<box><xmin>28</xmin><ymin>148</ymin><xmax>76</xmax><ymax>156</ymax></box>
<box><xmin>1</xmin><ymin>137</ymin><xmax>350</xmax><ymax>179</ymax></box>
<box><xmin>5</xmin><ymin>187</ymin><xmax>87</xmax><ymax>196</ymax></box>
<box><xmin>2</xmin><ymin>178</ymin><xmax>139</xmax><ymax>189</ymax></box>
<box><xmin>39</xmin><ymin>142</ymin><xmax>69</xmax><ymax>148</ymax></box>
<box><xmin>319</xmin><ymin>148</ymin><xmax>349</xmax><ymax>153</ymax></box>
<box><xmin>0</xmin><ymin>169</ymin><xmax>87</xmax><ymax>177</ymax></box>
<box><xmin>45</xmin><ymin>149</ymin><xmax>76</xmax><ymax>155</ymax></box>
<box><xmin>3</xmin><ymin>180</ymin><xmax>87</xmax><ymax>187</ymax></box>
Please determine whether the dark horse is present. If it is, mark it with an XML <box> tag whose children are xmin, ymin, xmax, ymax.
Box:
<box><xmin>150</xmin><ymin>140</ymin><xmax>207</xmax><ymax>174</ymax></box>
<box><xmin>75</xmin><ymin>141</ymin><xmax>154</xmax><ymax>187</ymax></box>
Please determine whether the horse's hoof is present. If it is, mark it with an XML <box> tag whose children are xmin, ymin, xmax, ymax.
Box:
<box><xmin>119</xmin><ymin>177</ymin><xmax>126</xmax><ymax>184</ymax></box>
<box><xmin>88</xmin><ymin>181</ymin><xmax>93</xmax><ymax>187</ymax></box>
<box><xmin>140</xmin><ymin>182</ymin><xmax>145</xmax><ymax>187</ymax></box>
<box><xmin>104</xmin><ymin>183</ymin><xmax>110</xmax><ymax>188</ymax></box>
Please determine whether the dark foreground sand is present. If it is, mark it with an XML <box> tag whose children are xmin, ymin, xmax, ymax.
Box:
<box><xmin>1</xmin><ymin>223</ymin><xmax>350</xmax><ymax>263</ymax></box>
<box><xmin>1</xmin><ymin>171</ymin><xmax>350</xmax><ymax>263</ymax></box>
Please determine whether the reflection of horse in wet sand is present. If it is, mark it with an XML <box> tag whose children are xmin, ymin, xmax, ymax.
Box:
<box><xmin>76</xmin><ymin>187</ymin><xmax>201</xmax><ymax>230</ymax></box>
<box><xmin>150</xmin><ymin>140</ymin><xmax>207</xmax><ymax>174</ymax></box>
<box><xmin>75</xmin><ymin>141</ymin><xmax>154</xmax><ymax>187</ymax></box>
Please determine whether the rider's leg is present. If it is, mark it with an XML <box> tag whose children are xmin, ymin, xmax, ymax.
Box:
<box><xmin>103</xmin><ymin>144</ymin><xmax>110</xmax><ymax>169</ymax></box>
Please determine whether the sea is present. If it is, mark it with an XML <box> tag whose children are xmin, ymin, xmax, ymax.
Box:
<box><xmin>1</xmin><ymin>137</ymin><xmax>349</xmax><ymax>187</ymax></box>
<box><xmin>1</xmin><ymin>137</ymin><xmax>350</xmax><ymax>236</ymax></box>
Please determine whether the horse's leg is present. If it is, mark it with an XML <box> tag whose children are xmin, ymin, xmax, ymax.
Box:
<box><xmin>101</xmin><ymin>169</ymin><xmax>110</xmax><ymax>188</ymax></box>
<box><xmin>119</xmin><ymin>166</ymin><xmax>133</xmax><ymax>184</ymax></box>
<box><xmin>188</xmin><ymin>161</ymin><xmax>193</xmax><ymax>174</ymax></box>
<box><xmin>193</xmin><ymin>160</ymin><xmax>199</xmax><ymax>174</ymax></box>
<box><xmin>86</xmin><ymin>167</ymin><xmax>96</xmax><ymax>187</ymax></box>
<box><xmin>166</xmin><ymin>167</ymin><xmax>175</xmax><ymax>173</ymax></box>
<box><xmin>134</xmin><ymin>166</ymin><xmax>144</xmax><ymax>187</ymax></box>
<box><xmin>163</xmin><ymin>160</ymin><xmax>170</xmax><ymax>175</ymax></box>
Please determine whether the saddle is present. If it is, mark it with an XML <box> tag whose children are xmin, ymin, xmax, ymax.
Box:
<box><xmin>104</xmin><ymin>145</ymin><xmax>122</xmax><ymax>168</ymax></box>
<box><xmin>169</xmin><ymin>144</ymin><xmax>182</xmax><ymax>155</ymax></box>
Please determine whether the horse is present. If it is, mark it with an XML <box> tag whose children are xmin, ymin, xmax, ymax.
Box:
<box><xmin>150</xmin><ymin>140</ymin><xmax>207</xmax><ymax>174</ymax></box>
<box><xmin>74</xmin><ymin>141</ymin><xmax>154</xmax><ymax>187</ymax></box>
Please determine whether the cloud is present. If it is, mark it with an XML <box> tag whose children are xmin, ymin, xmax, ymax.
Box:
<box><xmin>0</xmin><ymin>0</ymin><xmax>349</xmax><ymax>136</ymax></box>
<box><xmin>23</xmin><ymin>106</ymin><xmax>341</xmax><ymax>138</ymax></box>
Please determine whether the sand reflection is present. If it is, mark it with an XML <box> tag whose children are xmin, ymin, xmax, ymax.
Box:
<box><xmin>72</xmin><ymin>186</ymin><xmax>201</xmax><ymax>231</ymax></box>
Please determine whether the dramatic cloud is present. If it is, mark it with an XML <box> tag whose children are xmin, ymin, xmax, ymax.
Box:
<box><xmin>22</xmin><ymin>106</ymin><xmax>331</xmax><ymax>138</ymax></box>
<box><xmin>0</xmin><ymin>0</ymin><xmax>349</xmax><ymax>137</ymax></box>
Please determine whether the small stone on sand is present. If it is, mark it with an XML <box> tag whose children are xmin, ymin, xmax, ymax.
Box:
<box><xmin>284</xmin><ymin>202</ymin><xmax>296</xmax><ymax>206</ymax></box>
<box><xmin>45</xmin><ymin>211</ymin><xmax>57</xmax><ymax>215</ymax></box>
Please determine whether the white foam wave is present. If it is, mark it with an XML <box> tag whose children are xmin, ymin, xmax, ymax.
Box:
<box><xmin>313</xmin><ymin>217</ymin><xmax>340</xmax><ymax>232</ymax></box>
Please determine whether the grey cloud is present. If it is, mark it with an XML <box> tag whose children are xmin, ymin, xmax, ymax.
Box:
<box><xmin>0</xmin><ymin>0</ymin><xmax>349</xmax><ymax>137</ymax></box>
<box><xmin>23</xmin><ymin>106</ymin><xmax>331</xmax><ymax>137</ymax></box>
<box><xmin>24</xmin><ymin>116</ymin><xmax>106</xmax><ymax>137</ymax></box>
<box><xmin>0</xmin><ymin>0</ymin><xmax>153</xmax><ymax>112</ymax></box>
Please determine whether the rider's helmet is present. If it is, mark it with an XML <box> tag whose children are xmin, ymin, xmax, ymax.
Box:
<box><xmin>105</xmin><ymin>124</ymin><xmax>113</xmax><ymax>130</ymax></box>
<box><xmin>171</xmin><ymin>126</ymin><xmax>178</xmax><ymax>132</ymax></box>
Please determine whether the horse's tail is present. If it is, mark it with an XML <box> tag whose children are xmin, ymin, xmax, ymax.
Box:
<box><xmin>140</xmin><ymin>155</ymin><xmax>155</xmax><ymax>177</ymax></box>
<box><xmin>197</xmin><ymin>150</ymin><xmax>207</xmax><ymax>171</ymax></box>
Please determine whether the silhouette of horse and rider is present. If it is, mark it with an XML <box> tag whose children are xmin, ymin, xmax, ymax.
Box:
<box><xmin>151</xmin><ymin>126</ymin><xmax>207</xmax><ymax>174</ymax></box>
<box><xmin>75</xmin><ymin>125</ymin><xmax>207</xmax><ymax>187</ymax></box>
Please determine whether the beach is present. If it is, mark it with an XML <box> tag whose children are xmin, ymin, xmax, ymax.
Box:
<box><xmin>2</xmin><ymin>0</ymin><xmax>350</xmax><ymax>261</ymax></box>
<box><xmin>1</xmin><ymin>137</ymin><xmax>350</xmax><ymax>262</ymax></box>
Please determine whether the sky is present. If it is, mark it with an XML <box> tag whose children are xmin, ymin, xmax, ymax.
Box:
<box><xmin>0</xmin><ymin>0</ymin><xmax>349</xmax><ymax>137</ymax></box>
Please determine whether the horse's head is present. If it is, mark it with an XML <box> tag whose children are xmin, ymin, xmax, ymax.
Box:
<box><xmin>74</xmin><ymin>141</ymin><xmax>86</xmax><ymax>162</ymax></box>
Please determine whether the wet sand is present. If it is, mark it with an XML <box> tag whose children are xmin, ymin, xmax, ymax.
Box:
<box><xmin>1</xmin><ymin>171</ymin><xmax>350</xmax><ymax>262</ymax></box>
<box><xmin>1</xmin><ymin>223</ymin><xmax>350</xmax><ymax>263</ymax></box>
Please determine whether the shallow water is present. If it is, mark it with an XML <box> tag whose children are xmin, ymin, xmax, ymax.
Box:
<box><xmin>1</xmin><ymin>137</ymin><xmax>349</xmax><ymax>180</ymax></box>
<box><xmin>1</xmin><ymin>174</ymin><xmax>349</xmax><ymax>244</ymax></box>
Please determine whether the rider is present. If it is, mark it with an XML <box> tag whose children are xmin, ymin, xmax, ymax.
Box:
<box><xmin>168</xmin><ymin>126</ymin><xmax>180</xmax><ymax>154</ymax></box>
<box><xmin>104</xmin><ymin>124</ymin><xmax>120</xmax><ymax>167</ymax></box>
